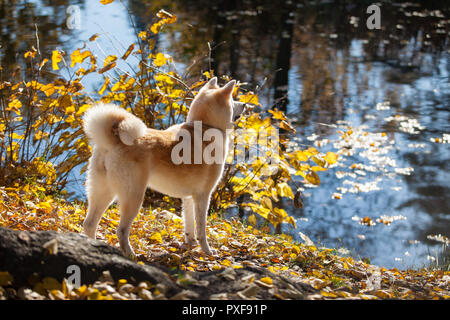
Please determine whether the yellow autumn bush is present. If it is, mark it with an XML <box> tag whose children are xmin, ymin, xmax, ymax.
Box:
<box><xmin>0</xmin><ymin>9</ymin><xmax>337</xmax><ymax>229</ymax></box>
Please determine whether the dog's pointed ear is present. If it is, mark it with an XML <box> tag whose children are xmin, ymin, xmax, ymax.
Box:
<box><xmin>205</xmin><ymin>77</ymin><xmax>218</xmax><ymax>88</ymax></box>
<box><xmin>220</xmin><ymin>80</ymin><xmax>236</xmax><ymax>97</ymax></box>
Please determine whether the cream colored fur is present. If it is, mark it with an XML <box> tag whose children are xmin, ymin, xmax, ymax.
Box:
<box><xmin>82</xmin><ymin>78</ymin><xmax>242</xmax><ymax>257</ymax></box>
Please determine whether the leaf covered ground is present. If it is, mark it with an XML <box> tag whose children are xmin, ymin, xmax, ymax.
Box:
<box><xmin>0</xmin><ymin>185</ymin><xmax>449</xmax><ymax>300</ymax></box>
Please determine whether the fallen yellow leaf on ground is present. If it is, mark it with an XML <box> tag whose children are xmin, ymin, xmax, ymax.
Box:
<box><xmin>260</xmin><ymin>277</ymin><xmax>272</xmax><ymax>285</ymax></box>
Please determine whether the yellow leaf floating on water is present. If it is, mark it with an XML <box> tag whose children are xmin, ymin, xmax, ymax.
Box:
<box><xmin>360</xmin><ymin>216</ymin><xmax>376</xmax><ymax>226</ymax></box>
<box><xmin>332</xmin><ymin>193</ymin><xmax>342</xmax><ymax>199</ymax></box>
<box><xmin>324</xmin><ymin>151</ymin><xmax>338</xmax><ymax>165</ymax></box>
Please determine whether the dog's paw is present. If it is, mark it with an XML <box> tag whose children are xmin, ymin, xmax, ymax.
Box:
<box><xmin>121</xmin><ymin>249</ymin><xmax>137</xmax><ymax>260</ymax></box>
<box><xmin>202</xmin><ymin>247</ymin><xmax>218</xmax><ymax>257</ymax></box>
<box><xmin>184</xmin><ymin>236</ymin><xmax>199</xmax><ymax>247</ymax></box>
<box><xmin>181</xmin><ymin>240</ymin><xmax>198</xmax><ymax>251</ymax></box>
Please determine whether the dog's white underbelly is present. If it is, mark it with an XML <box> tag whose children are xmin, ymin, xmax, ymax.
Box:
<box><xmin>146</xmin><ymin>171</ymin><xmax>193</xmax><ymax>199</ymax></box>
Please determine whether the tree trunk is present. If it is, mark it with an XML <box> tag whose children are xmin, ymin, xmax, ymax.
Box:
<box><xmin>273</xmin><ymin>3</ymin><xmax>295</xmax><ymax>112</ymax></box>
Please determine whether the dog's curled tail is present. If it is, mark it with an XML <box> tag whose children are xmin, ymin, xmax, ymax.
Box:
<box><xmin>83</xmin><ymin>103</ymin><xmax>147</xmax><ymax>148</ymax></box>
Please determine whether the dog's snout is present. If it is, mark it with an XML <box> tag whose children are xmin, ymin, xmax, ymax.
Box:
<box><xmin>232</xmin><ymin>101</ymin><xmax>246</xmax><ymax>121</ymax></box>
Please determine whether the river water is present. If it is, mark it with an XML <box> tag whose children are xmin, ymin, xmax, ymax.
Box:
<box><xmin>1</xmin><ymin>0</ymin><xmax>449</xmax><ymax>269</ymax></box>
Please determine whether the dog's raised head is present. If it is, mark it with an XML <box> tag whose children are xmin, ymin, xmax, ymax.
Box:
<box><xmin>186</xmin><ymin>77</ymin><xmax>245</xmax><ymax>131</ymax></box>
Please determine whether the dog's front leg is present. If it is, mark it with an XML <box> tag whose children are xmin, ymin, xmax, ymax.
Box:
<box><xmin>182</xmin><ymin>197</ymin><xmax>198</xmax><ymax>247</ymax></box>
<box><xmin>193</xmin><ymin>194</ymin><xmax>215</xmax><ymax>255</ymax></box>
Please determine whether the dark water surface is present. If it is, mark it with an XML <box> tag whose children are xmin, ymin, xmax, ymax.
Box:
<box><xmin>1</xmin><ymin>0</ymin><xmax>449</xmax><ymax>269</ymax></box>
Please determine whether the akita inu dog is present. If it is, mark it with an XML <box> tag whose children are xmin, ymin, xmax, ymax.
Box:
<box><xmin>82</xmin><ymin>77</ymin><xmax>245</xmax><ymax>257</ymax></box>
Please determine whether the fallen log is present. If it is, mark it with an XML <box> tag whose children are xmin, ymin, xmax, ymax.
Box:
<box><xmin>0</xmin><ymin>227</ymin><xmax>315</xmax><ymax>300</ymax></box>
<box><xmin>0</xmin><ymin>227</ymin><xmax>180</xmax><ymax>296</ymax></box>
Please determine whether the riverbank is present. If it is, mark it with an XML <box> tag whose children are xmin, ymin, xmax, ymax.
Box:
<box><xmin>0</xmin><ymin>185</ymin><xmax>448</xmax><ymax>300</ymax></box>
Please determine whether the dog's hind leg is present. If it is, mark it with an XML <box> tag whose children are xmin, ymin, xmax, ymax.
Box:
<box><xmin>182</xmin><ymin>197</ymin><xmax>198</xmax><ymax>247</ymax></box>
<box><xmin>116</xmin><ymin>180</ymin><xmax>147</xmax><ymax>258</ymax></box>
<box><xmin>193</xmin><ymin>193</ymin><xmax>215</xmax><ymax>255</ymax></box>
<box><xmin>83</xmin><ymin>152</ymin><xmax>115</xmax><ymax>239</ymax></box>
